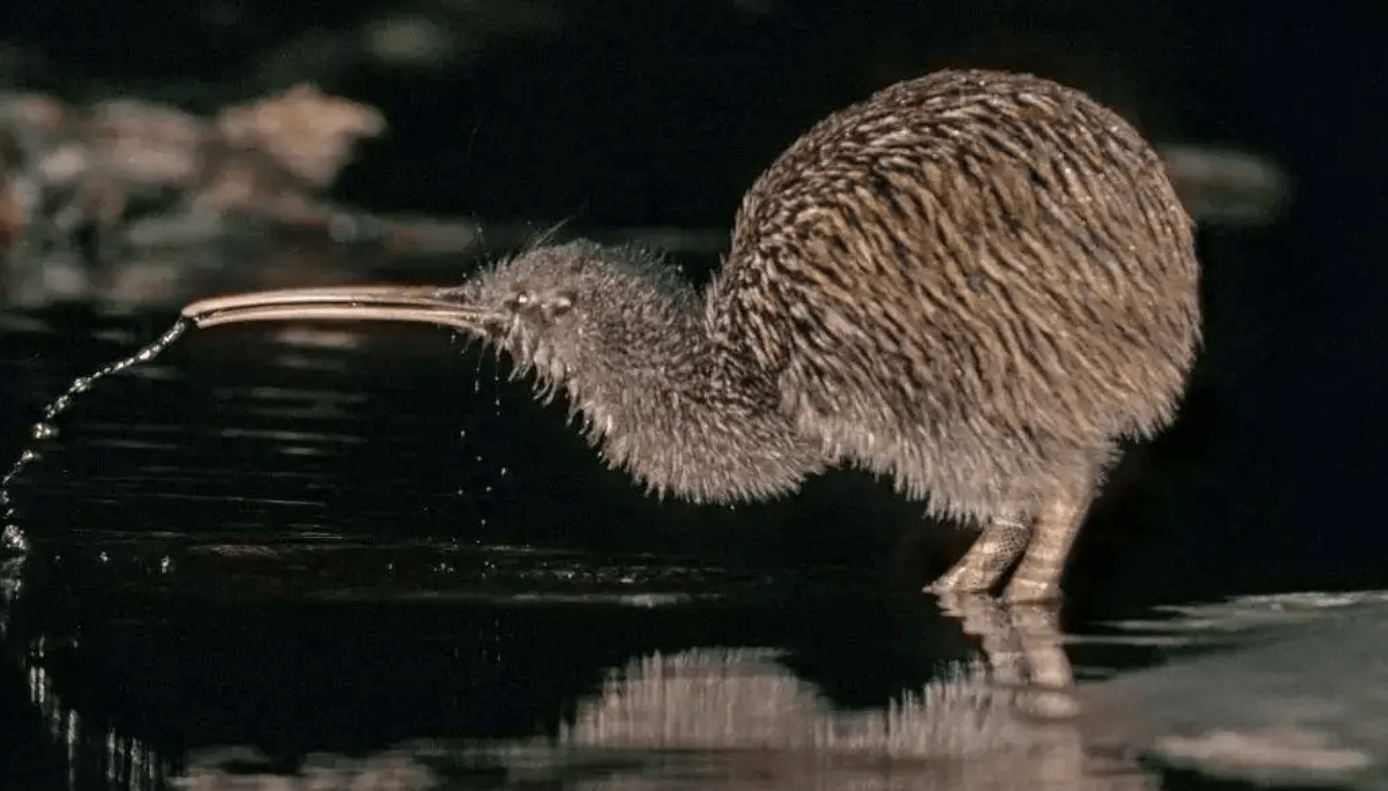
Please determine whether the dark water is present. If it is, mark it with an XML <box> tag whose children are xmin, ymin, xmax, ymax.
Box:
<box><xmin>3</xmin><ymin>225</ymin><xmax>1388</xmax><ymax>789</ymax></box>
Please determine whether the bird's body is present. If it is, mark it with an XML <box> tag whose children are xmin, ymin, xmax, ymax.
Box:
<box><xmin>185</xmin><ymin>68</ymin><xmax>1201</xmax><ymax>601</ymax></box>
<box><xmin>717</xmin><ymin>69</ymin><xmax>1197</xmax><ymax>520</ymax></box>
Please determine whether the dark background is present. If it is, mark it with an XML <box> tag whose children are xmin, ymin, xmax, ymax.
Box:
<box><xmin>0</xmin><ymin>0</ymin><xmax>1383</xmax><ymax>788</ymax></box>
<box><xmin>7</xmin><ymin>0</ymin><xmax>1366</xmax><ymax>228</ymax></box>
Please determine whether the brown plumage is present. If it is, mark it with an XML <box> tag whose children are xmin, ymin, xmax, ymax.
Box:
<box><xmin>183</xmin><ymin>69</ymin><xmax>1201</xmax><ymax>602</ymax></box>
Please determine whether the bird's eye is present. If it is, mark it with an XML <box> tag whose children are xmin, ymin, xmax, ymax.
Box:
<box><xmin>505</xmin><ymin>290</ymin><xmax>573</xmax><ymax>321</ymax></box>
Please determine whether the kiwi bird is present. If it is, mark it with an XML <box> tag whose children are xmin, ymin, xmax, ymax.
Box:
<box><xmin>183</xmin><ymin>69</ymin><xmax>1201</xmax><ymax>602</ymax></box>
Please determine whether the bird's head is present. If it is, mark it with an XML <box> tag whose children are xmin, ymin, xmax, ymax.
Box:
<box><xmin>183</xmin><ymin>239</ymin><xmax>703</xmax><ymax>398</ymax></box>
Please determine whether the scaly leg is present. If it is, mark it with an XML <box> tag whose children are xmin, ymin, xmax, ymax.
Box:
<box><xmin>928</xmin><ymin>512</ymin><xmax>1032</xmax><ymax>594</ymax></box>
<box><xmin>1003</xmin><ymin>473</ymin><xmax>1099</xmax><ymax>603</ymax></box>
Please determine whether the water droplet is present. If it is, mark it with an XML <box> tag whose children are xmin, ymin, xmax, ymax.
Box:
<box><xmin>3</xmin><ymin>524</ymin><xmax>31</xmax><ymax>553</ymax></box>
<box><xmin>43</xmin><ymin>395</ymin><xmax>72</xmax><ymax>419</ymax></box>
<box><xmin>499</xmin><ymin>467</ymin><xmax>509</xmax><ymax>477</ymax></box>
<box><xmin>4</xmin><ymin>317</ymin><xmax>193</xmax><ymax>526</ymax></box>
<box><xmin>459</xmin><ymin>429</ymin><xmax>467</xmax><ymax>440</ymax></box>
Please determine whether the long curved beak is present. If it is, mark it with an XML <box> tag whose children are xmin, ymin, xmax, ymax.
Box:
<box><xmin>182</xmin><ymin>285</ymin><xmax>500</xmax><ymax>332</ymax></box>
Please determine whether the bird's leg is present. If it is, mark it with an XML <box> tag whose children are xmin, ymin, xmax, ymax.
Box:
<box><xmin>1002</xmin><ymin>473</ymin><xmax>1098</xmax><ymax>603</ymax></box>
<box><xmin>928</xmin><ymin>511</ymin><xmax>1033</xmax><ymax>594</ymax></box>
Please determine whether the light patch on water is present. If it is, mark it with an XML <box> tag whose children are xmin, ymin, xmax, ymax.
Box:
<box><xmin>1156</xmin><ymin>727</ymin><xmax>1371</xmax><ymax>782</ymax></box>
<box><xmin>271</xmin><ymin>326</ymin><xmax>369</xmax><ymax>350</ymax></box>
<box><xmin>1080</xmin><ymin>590</ymin><xmax>1388</xmax><ymax>789</ymax></box>
<box><xmin>212</xmin><ymin>427</ymin><xmax>366</xmax><ymax>444</ymax></box>
<box><xmin>504</xmin><ymin>592</ymin><xmax>699</xmax><ymax>607</ymax></box>
<box><xmin>1123</xmin><ymin>589</ymin><xmax>1388</xmax><ymax>629</ymax></box>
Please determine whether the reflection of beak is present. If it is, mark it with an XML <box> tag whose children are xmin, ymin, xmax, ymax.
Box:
<box><xmin>182</xmin><ymin>285</ymin><xmax>502</xmax><ymax>332</ymax></box>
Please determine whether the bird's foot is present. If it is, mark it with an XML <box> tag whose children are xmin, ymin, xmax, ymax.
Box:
<box><xmin>926</xmin><ymin>514</ymin><xmax>1032</xmax><ymax>596</ymax></box>
<box><xmin>926</xmin><ymin>563</ymin><xmax>996</xmax><ymax>595</ymax></box>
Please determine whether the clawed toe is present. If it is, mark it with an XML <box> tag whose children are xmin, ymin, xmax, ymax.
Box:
<box><xmin>926</xmin><ymin>566</ymin><xmax>993</xmax><ymax>595</ymax></box>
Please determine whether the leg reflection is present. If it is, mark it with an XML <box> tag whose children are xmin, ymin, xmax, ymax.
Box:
<box><xmin>935</xmin><ymin>591</ymin><xmax>1080</xmax><ymax>720</ymax></box>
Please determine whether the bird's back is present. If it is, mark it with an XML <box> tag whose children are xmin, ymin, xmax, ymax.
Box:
<box><xmin>709</xmin><ymin>69</ymin><xmax>1200</xmax><ymax>518</ymax></box>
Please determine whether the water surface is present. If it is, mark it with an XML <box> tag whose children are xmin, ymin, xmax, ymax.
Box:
<box><xmin>3</xmin><ymin>283</ymin><xmax>1387</xmax><ymax>790</ymax></box>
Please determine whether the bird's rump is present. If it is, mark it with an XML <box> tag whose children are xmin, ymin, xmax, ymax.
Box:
<box><xmin>711</xmin><ymin>70</ymin><xmax>1200</xmax><ymax>515</ymax></box>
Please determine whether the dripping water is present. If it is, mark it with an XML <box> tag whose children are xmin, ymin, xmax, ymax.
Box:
<box><xmin>1</xmin><ymin>317</ymin><xmax>193</xmax><ymax>550</ymax></box>
<box><xmin>446</xmin><ymin>336</ymin><xmax>513</xmax><ymax>538</ymax></box>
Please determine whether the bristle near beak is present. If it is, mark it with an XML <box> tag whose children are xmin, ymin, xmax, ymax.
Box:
<box><xmin>182</xmin><ymin>284</ymin><xmax>502</xmax><ymax>332</ymax></box>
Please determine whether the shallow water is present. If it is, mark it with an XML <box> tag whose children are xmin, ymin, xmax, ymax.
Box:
<box><xmin>2</xmin><ymin>287</ymin><xmax>1387</xmax><ymax>790</ymax></box>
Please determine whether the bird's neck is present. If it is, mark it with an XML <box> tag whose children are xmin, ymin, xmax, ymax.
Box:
<box><xmin>560</xmin><ymin>294</ymin><xmax>824</xmax><ymax>505</ymax></box>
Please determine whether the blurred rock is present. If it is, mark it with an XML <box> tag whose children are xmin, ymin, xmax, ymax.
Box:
<box><xmin>1158</xmin><ymin>143</ymin><xmax>1292</xmax><ymax>227</ymax></box>
<box><xmin>0</xmin><ymin>86</ymin><xmax>397</xmax><ymax>308</ymax></box>
<box><xmin>248</xmin><ymin>0</ymin><xmax>566</xmax><ymax>88</ymax></box>
<box><xmin>213</xmin><ymin>84</ymin><xmax>386</xmax><ymax>190</ymax></box>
